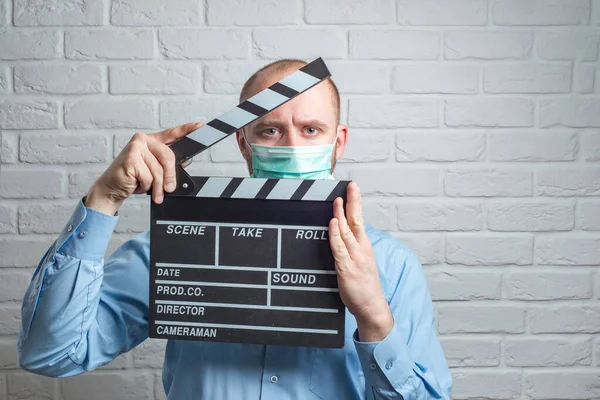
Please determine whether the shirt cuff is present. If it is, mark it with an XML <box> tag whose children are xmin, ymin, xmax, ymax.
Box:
<box><xmin>55</xmin><ymin>198</ymin><xmax>119</xmax><ymax>261</ymax></box>
<box><xmin>353</xmin><ymin>318</ymin><xmax>416</xmax><ymax>393</ymax></box>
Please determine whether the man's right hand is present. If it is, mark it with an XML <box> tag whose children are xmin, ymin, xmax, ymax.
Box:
<box><xmin>84</xmin><ymin>121</ymin><xmax>203</xmax><ymax>216</ymax></box>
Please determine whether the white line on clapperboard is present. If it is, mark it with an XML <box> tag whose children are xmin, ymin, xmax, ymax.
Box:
<box><xmin>155</xmin><ymin>280</ymin><xmax>339</xmax><ymax>293</ymax></box>
<box><xmin>154</xmin><ymin>320</ymin><xmax>337</xmax><ymax>335</ymax></box>
<box><xmin>156</xmin><ymin>262</ymin><xmax>337</xmax><ymax>275</ymax></box>
<box><xmin>155</xmin><ymin>299</ymin><xmax>338</xmax><ymax>314</ymax></box>
<box><xmin>156</xmin><ymin>220</ymin><xmax>328</xmax><ymax>231</ymax></box>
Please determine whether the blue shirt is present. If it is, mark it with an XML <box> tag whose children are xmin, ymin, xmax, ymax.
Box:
<box><xmin>17</xmin><ymin>199</ymin><xmax>452</xmax><ymax>399</ymax></box>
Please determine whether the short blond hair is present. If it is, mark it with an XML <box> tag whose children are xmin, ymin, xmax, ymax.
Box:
<box><xmin>239</xmin><ymin>59</ymin><xmax>340</xmax><ymax>125</ymax></box>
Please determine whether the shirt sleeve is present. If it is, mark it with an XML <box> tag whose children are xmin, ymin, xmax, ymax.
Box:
<box><xmin>17</xmin><ymin>198</ymin><xmax>151</xmax><ymax>378</ymax></box>
<box><xmin>352</xmin><ymin>248</ymin><xmax>453</xmax><ymax>400</ymax></box>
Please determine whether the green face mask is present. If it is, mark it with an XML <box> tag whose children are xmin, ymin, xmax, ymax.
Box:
<box><xmin>249</xmin><ymin>141</ymin><xmax>336</xmax><ymax>180</ymax></box>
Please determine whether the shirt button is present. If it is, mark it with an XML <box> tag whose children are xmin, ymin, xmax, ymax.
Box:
<box><xmin>270</xmin><ymin>375</ymin><xmax>278</xmax><ymax>383</ymax></box>
<box><xmin>79</xmin><ymin>231</ymin><xmax>87</xmax><ymax>238</ymax></box>
<box><xmin>369</xmin><ymin>363</ymin><xmax>376</xmax><ymax>370</ymax></box>
<box><xmin>67</xmin><ymin>224</ymin><xmax>73</xmax><ymax>232</ymax></box>
<box><xmin>385</xmin><ymin>361</ymin><xmax>393</xmax><ymax>370</ymax></box>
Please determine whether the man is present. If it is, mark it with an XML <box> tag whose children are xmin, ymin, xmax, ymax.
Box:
<box><xmin>17</xmin><ymin>59</ymin><xmax>452</xmax><ymax>399</ymax></box>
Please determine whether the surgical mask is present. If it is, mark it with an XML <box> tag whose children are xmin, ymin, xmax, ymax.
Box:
<box><xmin>248</xmin><ymin>135</ymin><xmax>337</xmax><ymax>180</ymax></box>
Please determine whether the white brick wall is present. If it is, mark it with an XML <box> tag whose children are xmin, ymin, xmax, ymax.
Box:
<box><xmin>0</xmin><ymin>1</ymin><xmax>599</xmax><ymax>399</ymax></box>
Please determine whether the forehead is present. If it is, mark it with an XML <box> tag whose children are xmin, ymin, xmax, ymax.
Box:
<box><xmin>246</xmin><ymin>69</ymin><xmax>335</xmax><ymax>124</ymax></box>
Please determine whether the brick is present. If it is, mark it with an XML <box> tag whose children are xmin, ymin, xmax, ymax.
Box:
<box><xmin>438</xmin><ymin>304</ymin><xmax>525</xmax><ymax>333</ymax></box>
<box><xmin>487</xmin><ymin>201</ymin><xmax>575</xmax><ymax>231</ymax></box>
<box><xmin>445</xmin><ymin>99</ymin><xmax>533</xmax><ymax>127</ymax></box>
<box><xmin>0</xmin><ymin>270</ymin><xmax>33</xmax><ymax>301</ymax></box>
<box><xmin>531</xmin><ymin>306</ymin><xmax>600</xmax><ymax>333</ymax></box>
<box><xmin>444</xmin><ymin>167</ymin><xmax>532</xmax><ymax>197</ymax></box>
<box><xmin>446</xmin><ymin>235</ymin><xmax>533</xmax><ymax>265</ymax></box>
<box><xmin>524</xmin><ymin>371</ymin><xmax>600</xmax><ymax>399</ymax></box>
<box><xmin>396</xmin><ymin>131</ymin><xmax>484</xmax><ymax>162</ymax></box>
<box><xmin>98</xmin><ymin>353</ymin><xmax>129</xmax><ymax>370</ymax></box>
<box><xmin>109</xmin><ymin>65</ymin><xmax>199</xmax><ymax>94</ymax></box>
<box><xmin>536</xmin><ymin>237</ymin><xmax>600</xmax><ymax>266</ymax></box>
<box><xmin>537</xmin><ymin>31</ymin><xmax>599</xmax><ymax>61</ymax></box>
<box><xmin>1</xmin><ymin>131</ymin><xmax>18</xmax><ymax>163</ymax></box>
<box><xmin>114</xmin><ymin>201</ymin><xmax>150</xmax><ymax>233</ymax></box>
<box><xmin>397</xmin><ymin>202</ymin><xmax>481</xmax><ymax>231</ymax></box>
<box><xmin>452</xmin><ymin>371</ymin><xmax>521</xmax><ymax>399</ymax></box>
<box><xmin>349</xmin><ymin>30</ymin><xmax>439</xmax><ymax>60</ymax></box>
<box><xmin>444</xmin><ymin>31</ymin><xmax>533</xmax><ymax>60</ymax></box>
<box><xmin>350</xmin><ymin>167</ymin><xmax>440</xmax><ymax>197</ymax></box>
<box><xmin>0</xmin><ymin>170</ymin><xmax>64</xmax><ymax>199</ymax></box>
<box><xmin>0</xmin><ymin>65</ymin><xmax>8</xmax><ymax>93</ymax></box>
<box><xmin>204</xmin><ymin>61</ymin><xmax>265</xmax><ymax>94</ymax></box>
<box><xmin>66</xmin><ymin>29</ymin><xmax>154</xmax><ymax>60</ymax></box>
<box><xmin>506</xmin><ymin>337</ymin><xmax>592</xmax><ymax>367</ymax></box>
<box><xmin>537</xmin><ymin>167</ymin><xmax>600</xmax><ymax>196</ymax></box>
<box><xmin>580</xmin><ymin>201</ymin><xmax>600</xmax><ymax>230</ymax></box>
<box><xmin>0</xmin><ymin>206</ymin><xmax>16</xmax><ymax>234</ymax></box>
<box><xmin>69</xmin><ymin>170</ymin><xmax>103</xmax><ymax>198</ymax></box>
<box><xmin>484</xmin><ymin>64</ymin><xmax>571</xmax><ymax>93</ymax></box>
<box><xmin>160</xmin><ymin>29</ymin><xmax>249</xmax><ymax>59</ymax></box>
<box><xmin>14</xmin><ymin>0</ymin><xmax>103</xmax><ymax>26</ymax></box>
<box><xmin>391</xmin><ymin>234</ymin><xmax>441</xmax><ymax>265</ymax></box>
<box><xmin>392</xmin><ymin>64</ymin><xmax>478</xmax><ymax>94</ymax></box>
<box><xmin>349</xmin><ymin>99</ymin><xmax>439</xmax><ymax>128</ymax></box>
<box><xmin>0</xmin><ymin>0</ymin><xmax>6</xmax><ymax>26</ymax></box>
<box><xmin>541</xmin><ymin>99</ymin><xmax>600</xmax><ymax>128</ymax></box>
<box><xmin>18</xmin><ymin>204</ymin><xmax>75</xmax><ymax>234</ymax></box>
<box><xmin>0</xmin><ymin>30</ymin><xmax>60</xmax><ymax>60</ymax></box>
<box><xmin>7</xmin><ymin>372</ymin><xmax>55</xmax><ymax>399</ymax></box>
<box><xmin>133</xmin><ymin>338</ymin><xmax>166</xmax><ymax>368</ymax></box>
<box><xmin>208</xmin><ymin>0</ymin><xmax>297</xmax><ymax>25</ymax></box>
<box><xmin>328</xmin><ymin>62</ymin><xmax>389</xmax><ymax>94</ymax></box>
<box><xmin>155</xmin><ymin>372</ymin><xmax>166</xmax><ymax>400</ymax></box>
<box><xmin>339</xmin><ymin>130</ymin><xmax>392</xmax><ymax>162</ymax></box>
<box><xmin>0</xmin><ymin>237</ymin><xmax>55</xmax><ymax>267</ymax></box>
<box><xmin>361</xmin><ymin>202</ymin><xmax>397</xmax><ymax>231</ymax></box>
<box><xmin>20</xmin><ymin>133</ymin><xmax>109</xmax><ymax>164</ymax></box>
<box><xmin>597</xmin><ymin>338</ymin><xmax>600</xmax><ymax>365</ymax></box>
<box><xmin>159</xmin><ymin>98</ymin><xmax>236</xmax><ymax>128</ymax></box>
<box><xmin>583</xmin><ymin>131</ymin><xmax>600</xmax><ymax>161</ymax></box>
<box><xmin>489</xmin><ymin>131</ymin><xmax>577</xmax><ymax>161</ymax></box>
<box><xmin>426</xmin><ymin>270</ymin><xmax>501</xmax><ymax>300</ymax></box>
<box><xmin>595</xmin><ymin>0</ymin><xmax>600</xmax><ymax>24</ymax></box>
<box><xmin>60</xmin><ymin>372</ymin><xmax>153</xmax><ymax>400</ymax></box>
<box><xmin>305</xmin><ymin>0</ymin><xmax>392</xmax><ymax>24</ymax></box>
<box><xmin>0</xmin><ymin>304</ymin><xmax>21</xmax><ymax>335</ymax></box>
<box><xmin>0</xmin><ymin>337</ymin><xmax>18</xmax><ymax>369</ymax></box>
<box><xmin>65</xmin><ymin>99</ymin><xmax>155</xmax><ymax>129</ymax></box>
<box><xmin>439</xmin><ymin>338</ymin><xmax>500</xmax><ymax>367</ymax></box>
<box><xmin>15</xmin><ymin>65</ymin><xmax>102</xmax><ymax>94</ymax></box>
<box><xmin>574</xmin><ymin>65</ymin><xmax>596</xmax><ymax>93</ymax></box>
<box><xmin>506</xmin><ymin>271</ymin><xmax>592</xmax><ymax>300</ymax></box>
<box><xmin>493</xmin><ymin>0</ymin><xmax>590</xmax><ymax>25</ymax></box>
<box><xmin>253</xmin><ymin>29</ymin><xmax>345</xmax><ymax>59</ymax></box>
<box><xmin>111</xmin><ymin>0</ymin><xmax>202</xmax><ymax>25</ymax></box>
<box><xmin>209</xmin><ymin>137</ymin><xmax>243</xmax><ymax>163</ymax></box>
<box><xmin>397</xmin><ymin>0</ymin><xmax>487</xmax><ymax>25</ymax></box>
<box><xmin>0</xmin><ymin>100</ymin><xmax>58</xmax><ymax>129</ymax></box>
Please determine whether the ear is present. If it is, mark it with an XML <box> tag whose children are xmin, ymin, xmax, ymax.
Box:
<box><xmin>334</xmin><ymin>124</ymin><xmax>348</xmax><ymax>162</ymax></box>
<box><xmin>236</xmin><ymin>129</ymin><xmax>251</xmax><ymax>161</ymax></box>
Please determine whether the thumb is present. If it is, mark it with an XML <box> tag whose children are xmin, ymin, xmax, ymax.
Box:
<box><xmin>151</xmin><ymin>121</ymin><xmax>204</xmax><ymax>144</ymax></box>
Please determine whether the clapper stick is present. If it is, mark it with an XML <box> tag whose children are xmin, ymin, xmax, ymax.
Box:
<box><xmin>148</xmin><ymin>57</ymin><xmax>350</xmax><ymax>348</ymax></box>
<box><xmin>164</xmin><ymin>57</ymin><xmax>332</xmax><ymax>196</ymax></box>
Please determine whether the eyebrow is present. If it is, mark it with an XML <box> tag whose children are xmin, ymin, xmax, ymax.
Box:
<box><xmin>252</xmin><ymin>119</ymin><xmax>329</xmax><ymax>131</ymax></box>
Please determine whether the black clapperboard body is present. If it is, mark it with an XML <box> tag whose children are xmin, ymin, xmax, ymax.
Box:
<box><xmin>148</xmin><ymin>58</ymin><xmax>349</xmax><ymax>348</ymax></box>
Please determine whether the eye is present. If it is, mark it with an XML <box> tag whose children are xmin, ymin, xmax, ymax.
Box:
<box><xmin>305</xmin><ymin>127</ymin><xmax>319</xmax><ymax>135</ymax></box>
<box><xmin>264</xmin><ymin>128</ymin><xmax>279</xmax><ymax>136</ymax></box>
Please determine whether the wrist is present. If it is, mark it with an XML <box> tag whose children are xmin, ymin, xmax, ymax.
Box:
<box><xmin>355</xmin><ymin>306</ymin><xmax>394</xmax><ymax>342</ymax></box>
<box><xmin>84</xmin><ymin>185</ymin><xmax>123</xmax><ymax>216</ymax></box>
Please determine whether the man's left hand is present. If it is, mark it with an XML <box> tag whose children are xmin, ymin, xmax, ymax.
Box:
<box><xmin>329</xmin><ymin>181</ymin><xmax>394</xmax><ymax>342</ymax></box>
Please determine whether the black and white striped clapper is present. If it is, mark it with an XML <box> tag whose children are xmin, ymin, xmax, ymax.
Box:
<box><xmin>149</xmin><ymin>177</ymin><xmax>350</xmax><ymax>348</ymax></box>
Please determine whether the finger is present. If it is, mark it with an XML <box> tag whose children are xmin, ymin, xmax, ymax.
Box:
<box><xmin>346</xmin><ymin>181</ymin><xmax>368</xmax><ymax>243</ymax></box>
<box><xmin>146</xmin><ymin>138</ymin><xmax>177</xmax><ymax>193</ymax></box>
<box><xmin>136</xmin><ymin>163</ymin><xmax>154</xmax><ymax>194</ymax></box>
<box><xmin>328</xmin><ymin>217</ymin><xmax>351</xmax><ymax>270</ymax></box>
<box><xmin>142</xmin><ymin>149</ymin><xmax>165</xmax><ymax>203</ymax></box>
<box><xmin>334</xmin><ymin>197</ymin><xmax>360</xmax><ymax>255</ymax></box>
<box><xmin>151</xmin><ymin>121</ymin><xmax>204</xmax><ymax>144</ymax></box>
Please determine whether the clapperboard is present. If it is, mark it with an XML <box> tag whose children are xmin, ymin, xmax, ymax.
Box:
<box><xmin>148</xmin><ymin>58</ymin><xmax>350</xmax><ymax>348</ymax></box>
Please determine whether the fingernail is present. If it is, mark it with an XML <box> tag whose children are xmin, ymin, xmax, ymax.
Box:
<box><xmin>166</xmin><ymin>182</ymin><xmax>175</xmax><ymax>192</ymax></box>
<box><xmin>157</xmin><ymin>194</ymin><xmax>163</xmax><ymax>203</ymax></box>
